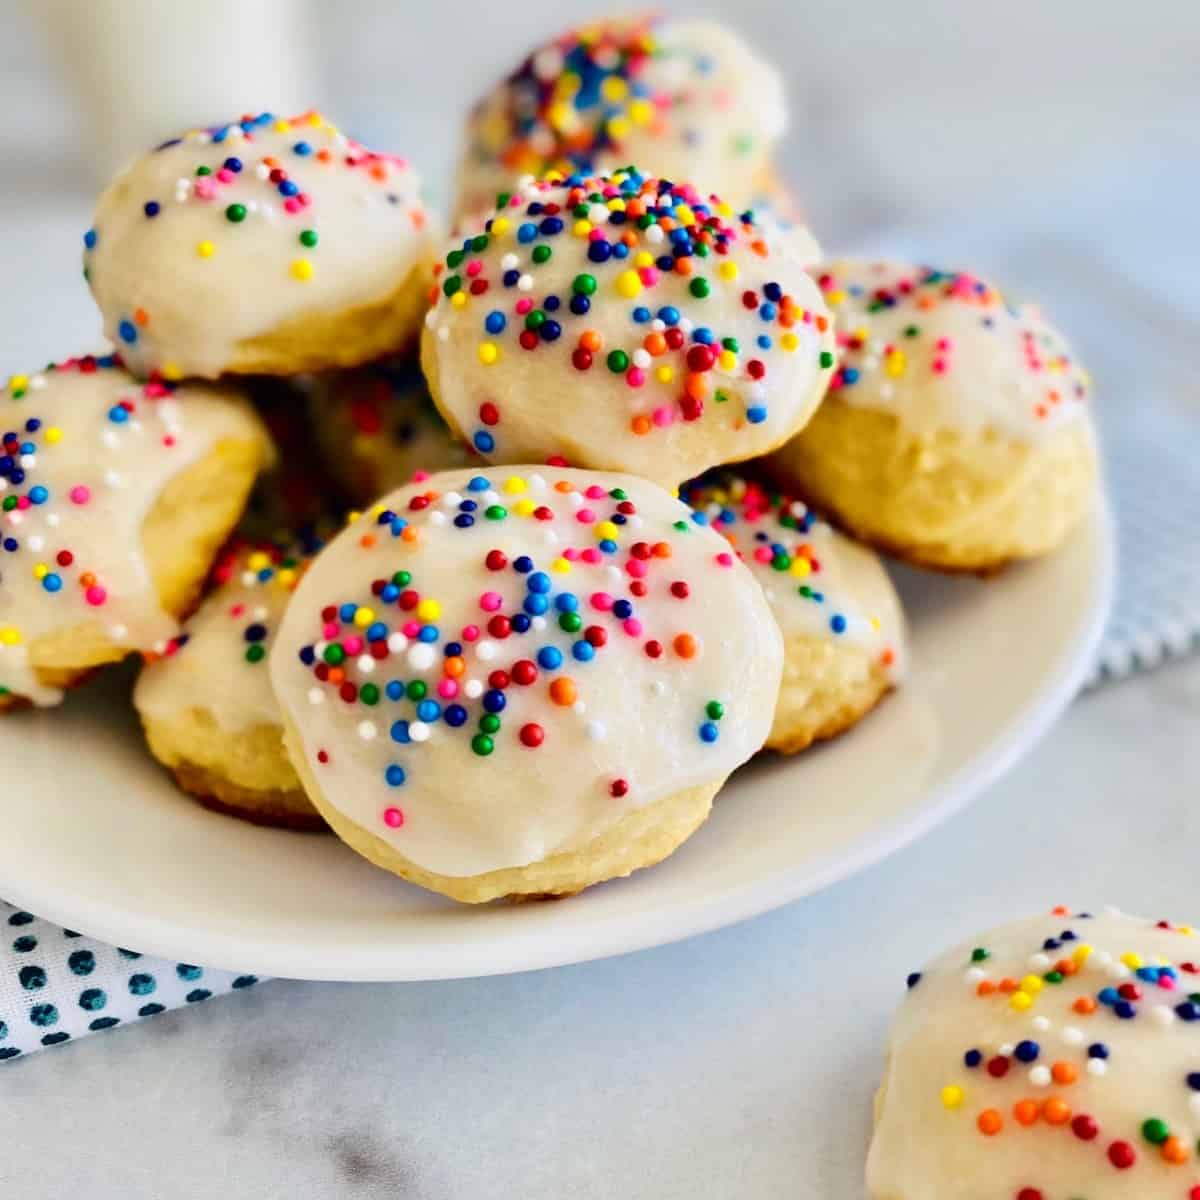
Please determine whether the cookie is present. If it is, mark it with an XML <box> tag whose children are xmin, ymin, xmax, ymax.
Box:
<box><xmin>769</xmin><ymin>261</ymin><xmax>1098</xmax><ymax>573</ymax></box>
<box><xmin>454</xmin><ymin>16</ymin><xmax>787</xmax><ymax>218</ymax></box>
<box><xmin>422</xmin><ymin>168</ymin><xmax>835</xmax><ymax>490</ymax></box>
<box><xmin>269</xmin><ymin>465</ymin><xmax>782</xmax><ymax>902</ymax></box>
<box><xmin>0</xmin><ymin>356</ymin><xmax>270</xmax><ymax>707</ymax></box>
<box><xmin>134</xmin><ymin>538</ymin><xmax>325</xmax><ymax>830</ymax></box>
<box><xmin>682</xmin><ymin>473</ymin><xmax>903</xmax><ymax>752</ymax></box>
<box><xmin>869</xmin><ymin>906</ymin><xmax>1200</xmax><ymax>1199</ymax></box>
<box><xmin>84</xmin><ymin>110</ymin><xmax>435</xmax><ymax>380</ymax></box>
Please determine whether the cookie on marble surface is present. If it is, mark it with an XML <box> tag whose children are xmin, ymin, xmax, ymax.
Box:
<box><xmin>453</xmin><ymin>16</ymin><xmax>787</xmax><ymax>220</ymax></box>
<box><xmin>308</xmin><ymin>359</ymin><xmax>473</xmax><ymax>506</ymax></box>
<box><xmin>682</xmin><ymin>473</ymin><xmax>903</xmax><ymax>752</ymax></box>
<box><xmin>0</xmin><ymin>356</ymin><xmax>271</xmax><ymax>708</ymax></box>
<box><xmin>769</xmin><ymin>261</ymin><xmax>1098</xmax><ymax>573</ymax></box>
<box><xmin>84</xmin><ymin>111</ymin><xmax>435</xmax><ymax>380</ymax></box>
<box><xmin>422</xmin><ymin>169</ymin><xmax>835</xmax><ymax>491</ymax></box>
<box><xmin>135</xmin><ymin>537</ymin><xmax>327</xmax><ymax>830</ymax></box>
<box><xmin>269</xmin><ymin>466</ymin><xmax>782</xmax><ymax>902</ymax></box>
<box><xmin>869</xmin><ymin>906</ymin><xmax>1200</xmax><ymax>1199</ymax></box>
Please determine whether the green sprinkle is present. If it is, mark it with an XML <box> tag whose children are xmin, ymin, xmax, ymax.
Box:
<box><xmin>525</xmin><ymin>310</ymin><xmax>546</xmax><ymax>331</ymax></box>
<box><xmin>392</xmin><ymin>570</ymin><xmax>411</xmax><ymax>587</ymax></box>
<box><xmin>532</xmin><ymin>244</ymin><xmax>551</xmax><ymax>264</ymax></box>
<box><xmin>471</xmin><ymin>734</ymin><xmax>494</xmax><ymax>756</ymax></box>
<box><xmin>970</xmin><ymin>947</ymin><xmax>990</xmax><ymax>963</ymax></box>
<box><xmin>299</xmin><ymin>229</ymin><xmax>318</xmax><ymax>248</ymax></box>
<box><xmin>904</xmin><ymin>324</ymin><xmax>920</xmax><ymax>338</ymax></box>
<box><xmin>446</xmin><ymin>249</ymin><xmax>465</xmax><ymax>269</ymax></box>
<box><xmin>819</xmin><ymin>351</ymin><xmax>835</xmax><ymax>369</ymax></box>
<box><xmin>479</xmin><ymin>714</ymin><xmax>501</xmax><ymax>734</ymax></box>
<box><xmin>406</xmin><ymin>680</ymin><xmax>426</xmax><ymax>701</ymax></box>
<box><xmin>572</xmin><ymin>273</ymin><xmax>597</xmax><ymax>295</ymax></box>
<box><xmin>195</xmin><ymin>165</ymin><xmax>211</xmax><ymax>177</ymax></box>
<box><xmin>606</xmin><ymin>349</ymin><xmax>629</xmax><ymax>373</ymax></box>
<box><xmin>360</xmin><ymin>683</ymin><xmax>380</xmax><ymax>705</ymax></box>
<box><xmin>484</xmin><ymin>505</ymin><xmax>507</xmax><ymax>520</ymax></box>
<box><xmin>1142</xmin><ymin>1118</ymin><xmax>1169</xmax><ymax>1145</ymax></box>
<box><xmin>689</xmin><ymin>278</ymin><xmax>710</xmax><ymax>299</ymax></box>
<box><xmin>225</xmin><ymin>203</ymin><xmax>247</xmax><ymax>223</ymax></box>
<box><xmin>442</xmin><ymin>275</ymin><xmax>462</xmax><ymax>297</ymax></box>
<box><xmin>558</xmin><ymin>612</ymin><xmax>582</xmax><ymax>634</ymax></box>
<box><xmin>471</xmin><ymin>234</ymin><xmax>489</xmax><ymax>252</ymax></box>
<box><xmin>244</xmin><ymin>644</ymin><xmax>265</xmax><ymax>664</ymax></box>
<box><xmin>323</xmin><ymin>644</ymin><xmax>344</xmax><ymax>666</ymax></box>
<box><xmin>705</xmin><ymin>700</ymin><xmax>724</xmax><ymax>720</ymax></box>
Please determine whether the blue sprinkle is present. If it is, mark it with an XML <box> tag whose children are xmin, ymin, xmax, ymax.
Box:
<box><xmin>632</xmin><ymin>306</ymin><xmax>651</xmax><ymax>323</ymax></box>
<box><xmin>485</xmin><ymin>311</ymin><xmax>506</xmax><ymax>334</ymax></box>
<box><xmin>118</xmin><ymin>319</ymin><xmax>138</xmax><ymax>345</ymax></box>
<box><xmin>658</xmin><ymin>306</ymin><xmax>680</xmax><ymax>325</ymax></box>
<box><xmin>83</xmin><ymin>229</ymin><xmax>97</xmax><ymax>250</ymax></box>
<box><xmin>482</xmin><ymin>689</ymin><xmax>506</xmax><ymax>713</ymax></box>
<box><xmin>454</xmin><ymin>514</ymin><xmax>475</xmax><ymax>528</ymax></box>
<box><xmin>830</xmin><ymin>614</ymin><xmax>848</xmax><ymax>634</ymax></box>
<box><xmin>1097</xmin><ymin>986</ymin><xmax>1119</xmax><ymax>1006</ymax></box>
<box><xmin>746</xmin><ymin>406</ymin><xmax>767</xmax><ymax>424</ymax></box>
<box><xmin>416</xmin><ymin>699</ymin><xmax>440</xmax><ymax>722</ymax></box>
<box><xmin>390</xmin><ymin>721</ymin><xmax>411</xmax><ymax>744</ymax></box>
<box><xmin>511</xmin><ymin>613</ymin><xmax>531</xmax><ymax>634</ymax></box>
<box><xmin>418</xmin><ymin>625</ymin><xmax>438</xmax><ymax>643</ymax></box>
<box><xmin>537</xmin><ymin>646</ymin><xmax>563</xmax><ymax>670</ymax></box>
<box><xmin>554</xmin><ymin>593</ymin><xmax>578</xmax><ymax>613</ymax></box>
<box><xmin>517</xmin><ymin>223</ymin><xmax>537</xmax><ymax>243</ymax></box>
<box><xmin>143</xmin><ymin>201</ymin><xmax>160</xmax><ymax>218</ymax></box>
<box><xmin>1114</xmin><ymin>1000</ymin><xmax>1137</xmax><ymax>1019</ymax></box>
<box><xmin>1087</xmin><ymin>1043</ymin><xmax>1109</xmax><ymax>1059</ymax></box>
<box><xmin>467</xmin><ymin>475</ymin><xmax>490</xmax><ymax>492</ymax></box>
<box><xmin>527</xmin><ymin>572</ymin><xmax>551</xmax><ymax>594</ymax></box>
<box><xmin>572</xmin><ymin>641</ymin><xmax>594</xmax><ymax>662</ymax></box>
<box><xmin>612</xmin><ymin>599</ymin><xmax>633</xmax><ymax>619</ymax></box>
<box><xmin>28</xmin><ymin>486</ymin><xmax>48</xmax><ymax>504</ymax></box>
<box><xmin>472</xmin><ymin>431</ymin><xmax>494</xmax><ymax>453</ymax></box>
<box><xmin>293</xmin><ymin>140</ymin><xmax>312</xmax><ymax>156</ymax></box>
<box><xmin>842</xmin><ymin>367</ymin><xmax>861</xmax><ymax>385</ymax></box>
<box><xmin>513</xmin><ymin>555</ymin><xmax>533</xmax><ymax>573</ymax></box>
<box><xmin>107</xmin><ymin>406</ymin><xmax>129</xmax><ymax>424</ymax></box>
<box><xmin>444</xmin><ymin>705</ymin><xmax>468</xmax><ymax>727</ymax></box>
<box><xmin>385</xmin><ymin>764</ymin><xmax>406</xmax><ymax>787</ymax></box>
<box><xmin>698</xmin><ymin>722</ymin><xmax>719</xmax><ymax>743</ymax></box>
<box><xmin>1014</xmin><ymin>1040</ymin><xmax>1040</xmax><ymax>1063</ymax></box>
<box><xmin>964</xmin><ymin>1049</ymin><xmax>983</xmax><ymax>1068</ymax></box>
<box><xmin>523</xmin><ymin>594</ymin><xmax>548</xmax><ymax>616</ymax></box>
<box><xmin>42</xmin><ymin>574</ymin><xmax>62</xmax><ymax>593</ymax></box>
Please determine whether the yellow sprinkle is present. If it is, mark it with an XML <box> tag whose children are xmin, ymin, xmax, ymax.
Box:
<box><xmin>0</xmin><ymin>627</ymin><xmax>21</xmax><ymax>646</ymax></box>
<box><xmin>655</xmin><ymin>365</ymin><xmax>674</xmax><ymax>384</ymax></box>
<box><xmin>607</xmin><ymin>116</ymin><xmax>630</xmax><ymax>140</ymax></box>
<box><xmin>601</xmin><ymin>76</ymin><xmax>628</xmax><ymax>103</ymax></box>
<box><xmin>547</xmin><ymin>101</ymin><xmax>575</xmax><ymax>132</ymax></box>
<box><xmin>353</xmin><ymin>607</ymin><xmax>376</xmax><ymax>627</ymax></box>
<box><xmin>33</xmin><ymin>563</ymin><xmax>47</xmax><ymax>580</ymax></box>
<box><xmin>8</xmin><ymin>374</ymin><xmax>28</xmax><ymax>393</ymax></box>
<box><xmin>44</xmin><ymin>426</ymin><xmax>62</xmax><ymax>444</ymax></box>
<box><xmin>273</xmin><ymin>119</ymin><xmax>292</xmax><ymax>133</ymax></box>
<box><xmin>277</xmin><ymin>568</ymin><xmax>296</xmax><ymax>587</ymax></box>
<box><xmin>715</xmin><ymin>201</ymin><xmax>733</xmax><ymax>218</ymax></box>
<box><xmin>885</xmin><ymin>350</ymin><xmax>907</xmax><ymax>377</ymax></box>
<box><xmin>826</xmin><ymin>289</ymin><xmax>846</xmax><ymax>306</ymax></box>
<box><xmin>606</xmin><ymin>197</ymin><xmax>627</xmax><ymax>213</ymax></box>
<box><xmin>514</xmin><ymin>498</ymin><xmax>535</xmax><ymax>516</ymax></box>
<box><xmin>369</xmin><ymin>504</ymin><xmax>387</xmax><ymax>518</ymax></box>
<box><xmin>870</xmin><ymin>616</ymin><xmax>881</xmax><ymax>631</ymax></box>
<box><xmin>789</xmin><ymin>558</ymin><xmax>811</xmax><ymax>578</ymax></box>
<box><xmin>594</xmin><ymin>520</ymin><xmax>619</xmax><ymax>540</ymax></box>
<box><xmin>478</xmin><ymin>342</ymin><xmax>499</xmax><ymax>365</ymax></box>
<box><xmin>307</xmin><ymin>112</ymin><xmax>323</xmax><ymax>127</ymax></box>
<box><xmin>1020</xmin><ymin>975</ymin><xmax>1044</xmax><ymax>994</ymax></box>
<box><xmin>675</xmin><ymin>205</ymin><xmax>695</xmax><ymax>226</ymax></box>
<box><xmin>347</xmin><ymin>509</ymin><xmax>362</xmax><ymax>525</ymax></box>
<box><xmin>781</xmin><ymin>332</ymin><xmax>799</xmax><ymax>352</ymax></box>
<box><xmin>550</xmin><ymin>557</ymin><xmax>571</xmax><ymax>574</ymax></box>
<box><xmin>634</xmin><ymin>251</ymin><xmax>654</xmax><ymax>269</ymax></box>
<box><xmin>1010</xmin><ymin>991</ymin><xmax>1033</xmax><ymax>1012</ymax></box>
<box><xmin>247</xmin><ymin>552</ymin><xmax>270</xmax><ymax>571</ymax></box>
<box><xmin>491</xmin><ymin>217</ymin><xmax>510</xmax><ymax>236</ymax></box>
<box><xmin>718</xmin><ymin>261</ymin><xmax>739</xmax><ymax>281</ymax></box>
<box><xmin>1181</xmin><ymin>927</ymin><xmax>1196</xmax><ymax>936</ymax></box>
<box><xmin>161</xmin><ymin>362</ymin><xmax>183</xmax><ymax>382</ymax></box>
<box><xmin>416</xmin><ymin>599</ymin><xmax>441</xmax><ymax>621</ymax></box>
<box><xmin>718</xmin><ymin>349</ymin><xmax>737</xmax><ymax>372</ymax></box>
<box><xmin>941</xmin><ymin>1085</ymin><xmax>965</xmax><ymax>1109</ymax></box>
<box><xmin>615</xmin><ymin>269</ymin><xmax>642</xmax><ymax>298</ymax></box>
<box><xmin>1073</xmin><ymin>944</ymin><xmax>1093</xmax><ymax>963</ymax></box>
<box><xmin>1120</xmin><ymin>952</ymin><xmax>1143</xmax><ymax>969</ymax></box>
<box><xmin>629</xmin><ymin>98</ymin><xmax>654</xmax><ymax>125</ymax></box>
<box><xmin>503</xmin><ymin>476</ymin><xmax>528</xmax><ymax>494</ymax></box>
<box><xmin>197</xmin><ymin>240</ymin><xmax>215</xmax><ymax>258</ymax></box>
<box><xmin>450</xmin><ymin>291</ymin><xmax>467</xmax><ymax>309</ymax></box>
<box><xmin>291</xmin><ymin>258</ymin><xmax>314</xmax><ymax>281</ymax></box>
<box><xmin>573</xmin><ymin>219</ymin><xmax>592</xmax><ymax>237</ymax></box>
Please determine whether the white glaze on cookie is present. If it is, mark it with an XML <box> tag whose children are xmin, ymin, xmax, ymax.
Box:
<box><xmin>817</xmin><ymin>260</ymin><xmax>1091</xmax><ymax>440</ymax></box>
<box><xmin>85</xmin><ymin>111</ymin><xmax>432</xmax><ymax>379</ymax></box>
<box><xmin>681</xmin><ymin>473</ymin><xmax>904</xmax><ymax>678</ymax></box>
<box><xmin>424</xmin><ymin>169</ymin><xmax>835</xmax><ymax>488</ymax></box>
<box><xmin>0</xmin><ymin>357</ymin><xmax>265</xmax><ymax>705</ymax></box>
<box><xmin>456</xmin><ymin>16</ymin><xmax>787</xmax><ymax>218</ymax></box>
<box><xmin>270</xmin><ymin>466</ymin><xmax>782</xmax><ymax>877</ymax></box>
<box><xmin>869</xmin><ymin>907</ymin><xmax>1200</xmax><ymax>1199</ymax></box>
<box><xmin>135</xmin><ymin>538</ymin><xmax>319</xmax><ymax>733</ymax></box>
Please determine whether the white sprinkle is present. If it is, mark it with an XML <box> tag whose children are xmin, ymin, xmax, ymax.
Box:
<box><xmin>357</xmin><ymin>655</ymin><xmax>376</xmax><ymax>674</ymax></box>
<box><xmin>531</xmin><ymin>616</ymin><xmax>546</xmax><ymax>631</ymax></box>
<box><xmin>573</xmin><ymin>700</ymin><xmax>586</xmax><ymax>715</ymax></box>
<box><xmin>407</xmin><ymin>643</ymin><xmax>435</xmax><ymax>671</ymax></box>
<box><xmin>1029</xmin><ymin>1066</ymin><xmax>1051</xmax><ymax>1087</ymax></box>
<box><xmin>585</xmin><ymin>720</ymin><xmax>607</xmax><ymax>741</ymax></box>
<box><xmin>1190</xmin><ymin>1094</ymin><xmax>1200</xmax><ymax>1119</ymax></box>
<box><xmin>678</xmin><ymin>317</ymin><xmax>694</xmax><ymax>335</ymax></box>
<box><xmin>30</xmin><ymin>375</ymin><xmax>46</xmax><ymax>390</ymax></box>
<box><xmin>424</xmin><ymin>309</ymin><xmax>438</xmax><ymax>329</ymax></box>
<box><xmin>429</xmin><ymin>511</ymin><xmax>447</xmax><ymax>527</ymax></box>
<box><xmin>645</xmin><ymin>223</ymin><xmax>665</xmax><ymax>244</ymax></box>
<box><xmin>1031</xmin><ymin>1016</ymin><xmax>1051</xmax><ymax>1033</ymax></box>
<box><xmin>19</xmin><ymin>454</ymin><xmax>35</xmax><ymax>468</ymax></box>
<box><xmin>632</xmin><ymin>349</ymin><xmax>651</xmax><ymax>368</ymax></box>
<box><xmin>307</xmin><ymin>687</ymin><xmax>324</xmax><ymax>705</ymax></box>
<box><xmin>437</xmin><ymin>326</ymin><xmax>449</xmax><ymax>343</ymax></box>
<box><xmin>442</xmin><ymin>491</ymin><xmax>463</xmax><ymax>509</ymax></box>
<box><xmin>517</xmin><ymin>274</ymin><xmax>533</xmax><ymax>291</ymax></box>
<box><xmin>255</xmin><ymin>163</ymin><xmax>271</xmax><ymax>180</ymax></box>
<box><xmin>1095</xmin><ymin>951</ymin><xmax>1114</xmax><ymax>968</ymax></box>
<box><xmin>409</xmin><ymin>721</ymin><xmax>431</xmax><ymax>743</ymax></box>
<box><xmin>102</xmin><ymin>431</ymin><xmax>119</xmax><ymax>448</ymax></box>
<box><xmin>879</xmin><ymin>383</ymin><xmax>895</xmax><ymax>401</ymax></box>
<box><xmin>651</xmin><ymin>680</ymin><xmax>666</xmax><ymax>695</ymax></box>
<box><xmin>1086</xmin><ymin>1058</ymin><xmax>1107</xmax><ymax>1077</ymax></box>
<box><xmin>1107</xmin><ymin>962</ymin><xmax>1131</xmax><ymax>980</ymax></box>
<box><xmin>464</xmin><ymin>679</ymin><xmax>483</xmax><ymax>699</ymax></box>
<box><xmin>357</xmin><ymin>721</ymin><xmax>377</xmax><ymax>741</ymax></box>
<box><xmin>500</xmin><ymin>253</ymin><xmax>519</xmax><ymax>271</ymax></box>
<box><xmin>1061</xmin><ymin>1026</ymin><xmax>1083</xmax><ymax>1046</ymax></box>
<box><xmin>110</xmin><ymin>624</ymin><xmax>128</xmax><ymax>641</ymax></box>
<box><xmin>651</xmin><ymin>319</ymin><xmax>666</xmax><ymax>333</ymax></box>
<box><xmin>46</xmin><ymin>513</ymin><xmax>60</xmax><ymax>528</ymax></box>
<box><xmin>998</xmin><ymin>1043</ymin><xmax>1014</xmax><ymax>1057</ymax></box>
<box><xmin>1151</xmin><ymin>1005</ymin><xmax>1175</xmax><ymax>1027</ymax></box>
<box><xmin>1028</xmin><ymin>953</ymin><xmax>1051</xmax><ymax>971</ymax></box>
<box><xmin>588</xmin><ymin>202</ymin><xmax>609</xmax><ymax>224</ymax></box>
<box><xmin>530</xmin><ymin>473</ymin><xmax>547</xmax><ymax>491</ymax></box>
<box><xmin>27</xmin><ymin>535</ymin><xmax>43</xmax><ymax>552</ymax></box>
<box><xmin>475</xmin><ymin>640</ymin><xmax>497</xmax><ymax>662</ymax></box>
<box><xmin>104</xmin><ymin>470</ymin><xmax>122</xmax><ymax>487</ymax></box>
<box><xmin>567</xmin><ymin>490</ymin><xmax>583</xmax><ymax>508</ymax></box>
<box><xmin>388</xmin><ymin>632</ymin><xmax>409</xmax><ymax>653</ymax></box>
<box><xmin>253</xmin><ymin>605</ymin><xmax>269</xmax><ymax>621</ymax></box>
<box><xmin>964</xmin><ymin>967</ymin><xmax>985</xmax><ymax>985</ymax></box>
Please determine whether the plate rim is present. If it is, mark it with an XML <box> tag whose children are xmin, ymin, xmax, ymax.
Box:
<box><xmin>1</xmin><ymin>496</ymin><xmax>1116</xmax><ymax>982</ymax></box>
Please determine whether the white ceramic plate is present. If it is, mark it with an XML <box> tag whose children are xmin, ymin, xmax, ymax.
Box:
<box><xmin>0</xmin><ymin>499</ymin><xmax>1114</xmax><ymax>981</ymax></box>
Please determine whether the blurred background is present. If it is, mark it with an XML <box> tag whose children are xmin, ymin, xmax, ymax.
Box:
<box><xmin>4</xmin><ymin>0</ymin><xmax>1198</xmax><ymax>429</ymax></box>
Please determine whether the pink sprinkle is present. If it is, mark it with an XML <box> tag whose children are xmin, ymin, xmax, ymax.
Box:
<box><xmin>16</xmin><ymin>496</ymin><xmax>29</xmax><ymax>511</ymax></box>
<box><xmin>466</xmin><ymin>259</ymin><xmax>482</xmax><ymax>277</ymax></box>
<box><xmin>383</xmin><ymin>807</ymin><xmax>405</xmax><ymax>829</ymax></box>
<box><xmin>581</xmin><ymin>548</ymin><xmax>601</xmax><ymax>564</ymax></box>
<box><xmin>412</xmin><ymin>469</ymin><xmax>430</xmax><ymax>482</ymax></box>
<box><xmin>935</xmin><ymin>337</ymin><xmax>953</xmax><ymax>351</ymax></box>
<box><xmin>591</xmin><ymin>591</ymin><xmax>614</xmax><ymax>611</ymax></box>
<box><xmin>230</xmin><ymin>603</ymin><xmax>246</xmax><ymax>618</ymax></box>
<box><xmin>576</xmin><ymin>509</ymin><xmax>596</xmax><ymax>524</ymax></box>
<box><xmin>652</xmin><ymin>406</ymin><xmax>673</xmax><ymax>427</ymax></box>
<box><xmin>715</xmin><ymin>552</ymin><xmax>734</xmax><ymax>567</ymax></box>
<box><xmin>623</xmin><ymin>618</ymin><xmax>643</xmax><ymax>637</ymax></box>
<box><xmin>283</xmin><ymin>197</ymin><xmax>302</xmax><ymax>214</ymax></box>
<box><xmin>194</xmin><ymin>178</ymin><xmax>216</xmax><ymax>200</ymax></box>
<box><xmin>515</xmin><ymin>298</ymin><xmax>533</xmax><ymax>315</ymax></box>
<box><xmin>625</xmin><ymin>368</ymin><xmax>646</xmax><ymax>388</ymax></box>
<box><xmin>480</xmin><ymin>591</ymin><xmax>502</xmax><ymax>612</ymax></box>
<box><xmin>69</xmin><ymin>486</ymin><xmax>90</xmax><ymax>505</ymax></box>
<box><xmin>461</xmin><ymin>624</ymin><xmax>480</xmax><ymax>642</ymax></box>
<box><xmin>437</xmin><ymin>678</ymin><xmax>459</xmax><ymax>699</ymax></box>
<box><xmin>322</xmin><ymin>622</ymin><xmax>339</xmax><ymax>639</ymax></box>
<box><xmin>585</xmin><ymin>485</ymin><xmax>607</xmax><ymax>499</ymax></box>
<box><xmin>626</xmin><ymin>559</ymin><xmax>647</xmax><ymax>579</ymax></box>
<box><xmin>85</xmin><ymin>585</ymin><xmax>106</xmax><ymax>606</ymax></box>
<box><xmin>754</xmin><ymin>546</ymin><xmax>773</xmax><ymax>563</ymax></box>
<box><xmin>402</xmin><ymin>620</ymin><xmax>421</xmax><ymax>638</ymax></box>
<box><xmin>588</xmin><ymin>227</ymin><xmax>606</xmax><ymax>241</ymax></box>
<box><xmin>297</xmin><ymin>193</ymin><xmax>311</xmax><ymax>208</ymax></box>
<box><xmin>638</xmin><ymin>267</ymin><xmax>659</xmax><ymax>288</ymax></box>
<box><xmin>216</xmin><ymin>168</ymin><xmax>234</xmax><ymax>183</ymax></box>
<box><xmin>144</xmin><ymin>382</ymin><xmax>170</xmax><ymax>398</ymax></box>
<box><xmin>562</xmin><ymin>547</ymin><xmax>579</xmax><ymax>561</ymax></box>
<box><xmin>343</xmin><ymin>636</ymin><xmax>364</xmax><ymax>656</ymax></box>
<box><xmin>1160</xmin><ymin>976</ymin><xmax>1177</xmax><ymax>991</ymax></box>
<box><xmin>932</xmin><ymin>358</ymin><xmax>948</xmax><ymax>374</ymax></box>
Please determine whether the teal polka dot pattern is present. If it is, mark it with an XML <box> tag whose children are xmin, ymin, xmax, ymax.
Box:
<box><xmin>0</xmin><ymin>901</ymin><xmax>269</xmax><ymax>1060</ymax></box>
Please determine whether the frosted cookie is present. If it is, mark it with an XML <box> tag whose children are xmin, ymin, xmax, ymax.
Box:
<box><xmin>84</xmin><ymin>110</ymin><xmax>435</xmax><ymax>380</ymax></box>
<box><xmin>454</xmin><ymin>16</ymin><xmax>787</xmax><ymax>219</ymax></box>
<box><xmin>422</xmin><ymin>169</ymin><xmax>835</xmax><ymax>490</ymax></box>
<box><xmin>869</xmin><ymin>906</ymin><xmax>1200</xmax><ymax>1200</ymax></box>
<box><xmin>0</xmin><ymin>356</ymin><xmax>270</xmax><ymax>708</ymax></box>
<box><xmin>682</xmin><ymin>473</ymin><xmax>903</xmax><ymax>752</ymax></box>
<box><xmin>270</xmin><ymin>465</ymin><xmax>782</xmax><ymax>903</ymax></box>
<box><xmin>769</xmin><ymin>261</ymin><xmax>1098</xmax><ymax>573</ymax></box>
<box><xmin>308</xmin><ymin>359</ymin><xmax>472</xmax><ymax>506</ymax></box>
<box><xmin>135</xmin><ymin>538</ymin><xmax>324</xmax><ymax>830</ymax></box>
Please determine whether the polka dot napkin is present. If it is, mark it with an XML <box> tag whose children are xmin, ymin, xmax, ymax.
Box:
<box><xmin>0</xmin><ymin>901</ymin><xmax>264</xmax><ymax>1060</ymax></box>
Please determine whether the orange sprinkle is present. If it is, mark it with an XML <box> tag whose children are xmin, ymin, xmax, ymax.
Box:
<box><xmin>976</xmin><ymin>981</ymin><xmax>996</xmax><ymax>997</ymax></box>
<box><xmin>643</xmin><ymin>332</ymin><xmax>667</xmax><ymax>356</ymax></box>
<box><xmin>554</xmin><ymin>480</ymin><xmax>575</xmax><ymax>493</ymax></box>
<box><xmin>881</xmin><ymin>647</ymin><xmax>896</xmax><ymax>667</ymax></box>
<box><xmin>328</xmin><ymin>667</ymin><xmax>345</xmax><ymax>685</ymax></box>
<box><xmin>977</xmin><ymin>1110</ymin><xmax>1003</xmax><ymax>1136</ymax></box>
<box><xmin>998</xmin><ymin>978</ymin><xmax>1019</xmax><ymax>994</ymax></box>
<box><xmin>316</xmin><ymin>148</ymin><xmax>332</xmax><ymax>162</ymax></box>
<box><xmin>401</xmin><ymin>526</ymin><xmax>417</xmax><ymax>543</ymax></box>
<box><xmin>580</xmin><ymin>330</ymin><xmax>603</xmax><ymax>353</ymax></box>
<box><xmin>1073</xmin><ymin>996</ymin><xmax>1097</xmax><ymax>1015</ymax></box>
<box><xmin>549</xmin><ymin>677</ymin><xmax>577</xmax><ymax>706</ymax></box>
<box><xmin>1162</xmin><ymin>1136</ymin><xmax>1189</xmax><ymax>1164</ymax></box>
<box><xmin>651</xmin><ymin>541</ymin><xmax>672</xmax><ymax>558</ymax></box>
<box><xmin>673</xmin><ymin>257</ymin><xmax>693</xmax><ymax>277</ymax></box>
<box><xmin>1051</xmin><ymin>1062</ymin><xmax>1077</xmax><ymax>1086</ymax></box>
<box><xmin>1013</xmin><ymin>1100</ymin><xmax>1040</xmax><ymax>1126</ymax></box>
<box><xmin>1052</xmin><ymin>905</ymin><xmax>1069</xmax><ymax>916</ymax></box>
<box><xmin>631</xmin><ymin>415</ymin><xmax>652</xmax><ymax>436</ymax></box>
<box><xmin>359</xmin><ymin>533</ymin><xmax>376</xmax><ymax>549</ymax></box>
<box><xmin>815</xmin><ymin>315</ymin><xmax>829</xmax><ymax>332</ymax></box>
<box><xmin>444</xmin><ymin>656</ymin><xmax>465</xmax><ymax>679</ymax></box>
<box><xmin>133</xmin><ymin>308</ymin><xmax>150</xmax><ymax>326</ymax></box>
<box><xmin>369</xmin><ymin>162</ymin><xmax>387</xmax><ymax>181</ymax></box>
<box><xmin>672</xmin><ymin>633</ymin><xmax>698</xmax><ymax>659</ymax></box>
<box><xmin>684</xmin><ymin>372</ymin><xmax>708</xmax><ymax>401</ymax></box>
<box><xmin>1043</xmin><ymin>1098</ymin><xmax>1071</xmax><ymax>1125</ymax></box>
